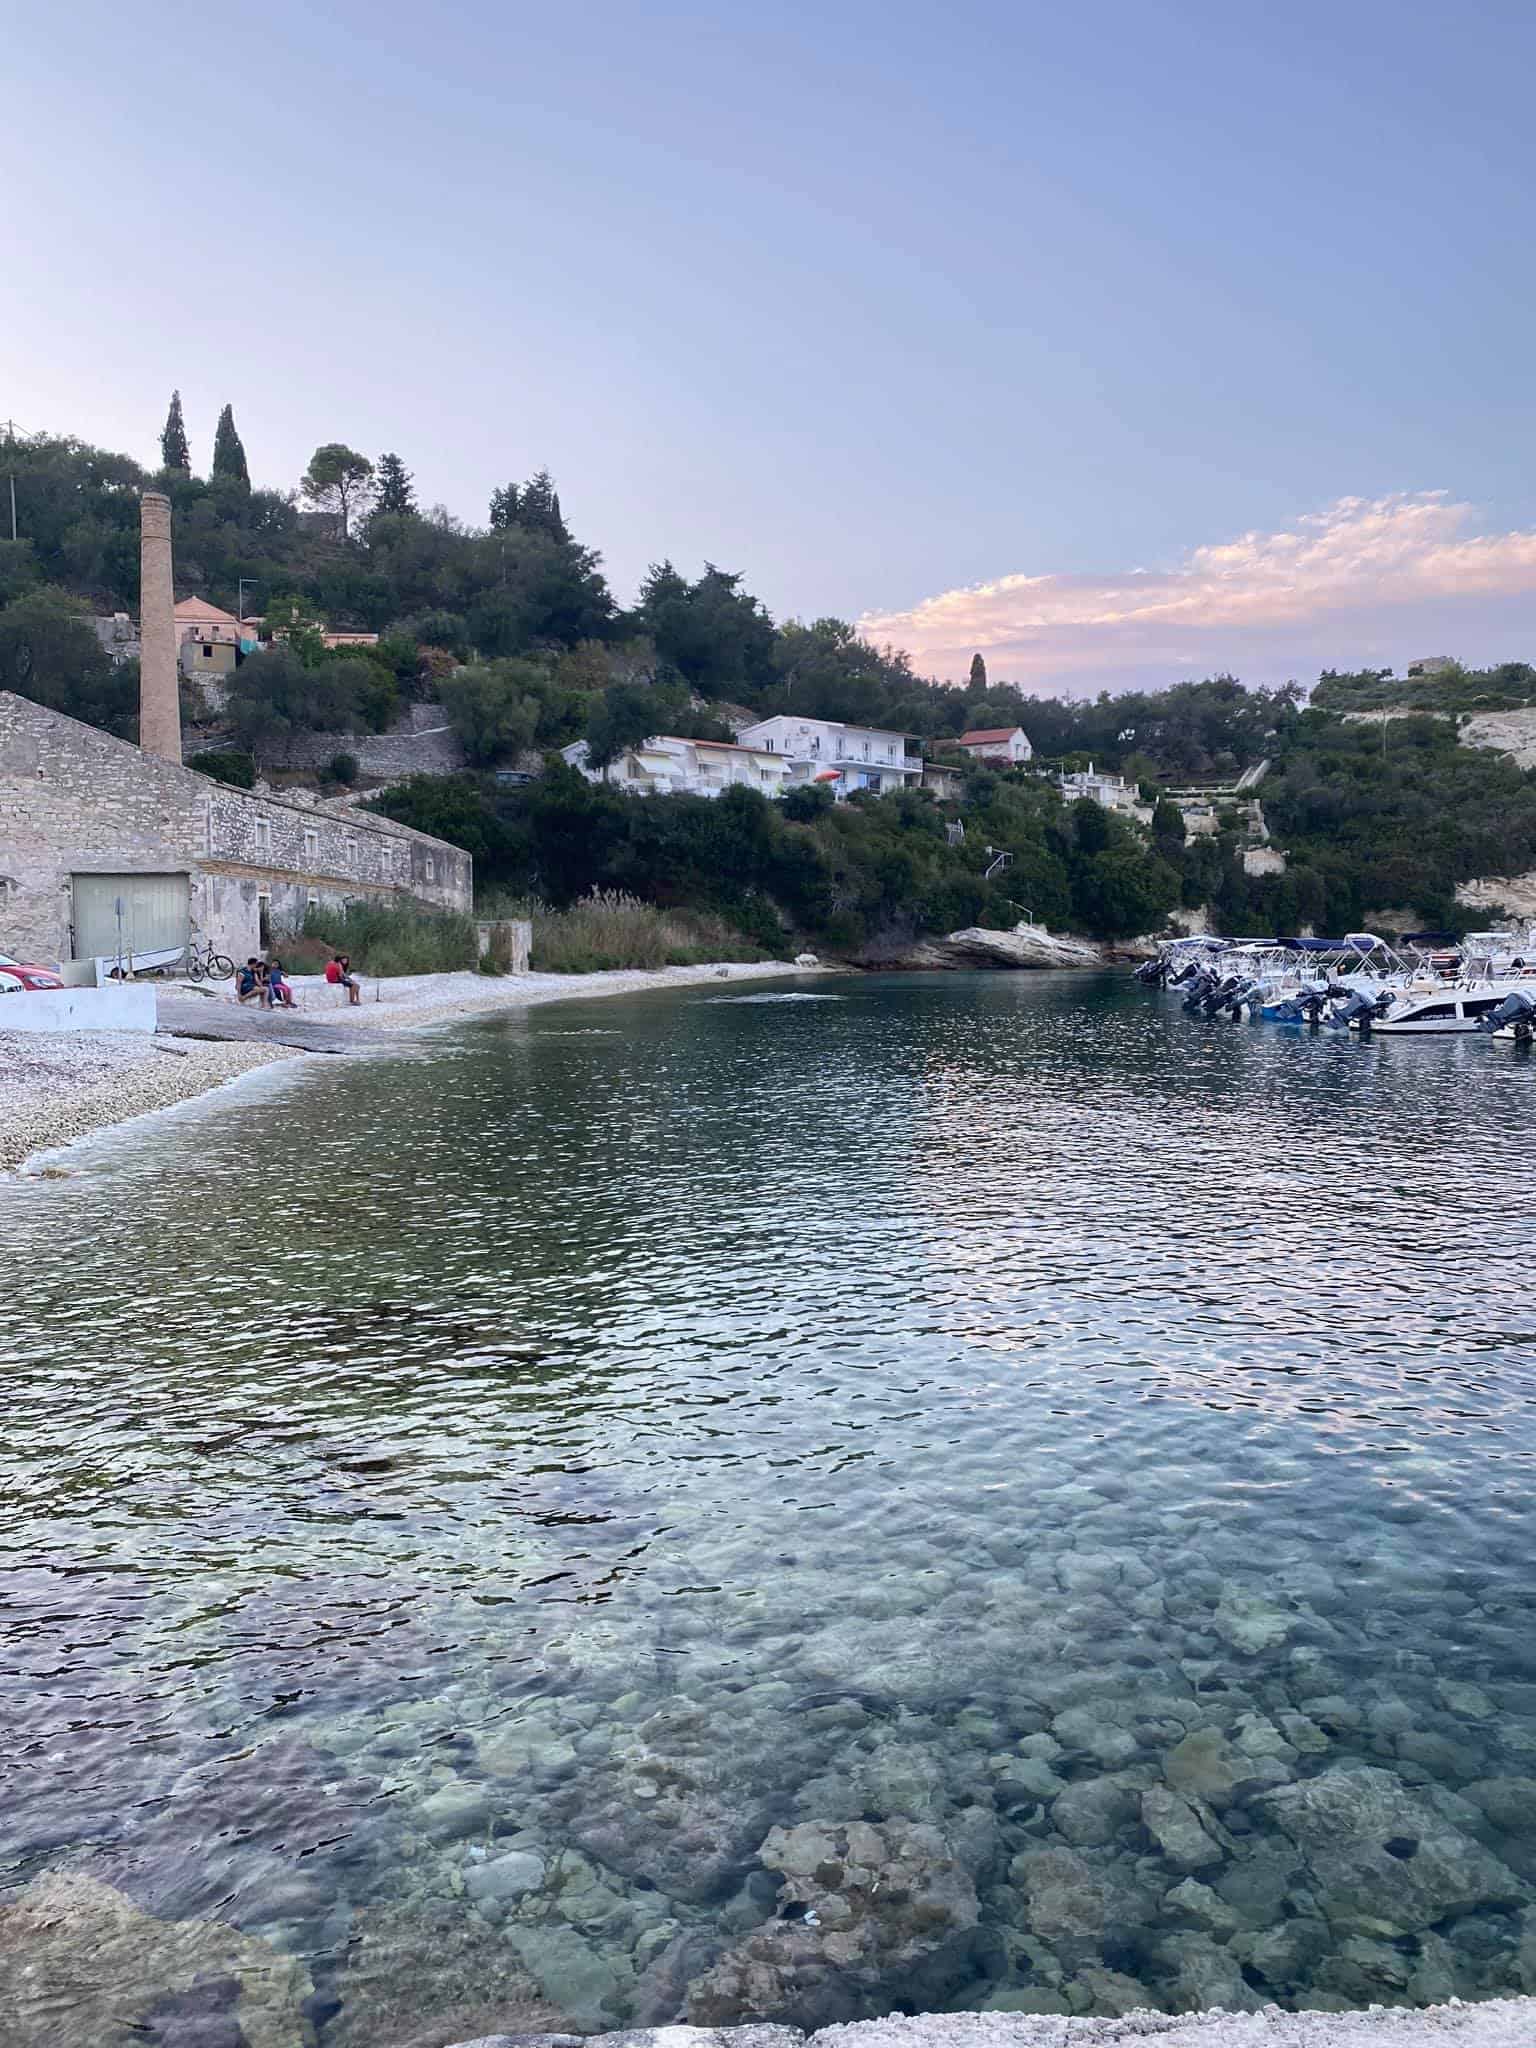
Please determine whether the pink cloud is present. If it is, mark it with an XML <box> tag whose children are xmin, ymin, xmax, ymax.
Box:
<box><xmin>857</xmin><ymin>493</ymin><xmax>1536</xmax><ymax>691</ymax></box>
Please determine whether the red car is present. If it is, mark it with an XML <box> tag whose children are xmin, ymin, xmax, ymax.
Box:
<box><xmin>0</xmin><ymin>951</ymin><xmax>65</xmax><ymax>993</ymax></box>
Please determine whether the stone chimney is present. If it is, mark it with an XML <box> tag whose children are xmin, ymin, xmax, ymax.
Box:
<box><xmin>138</xmin><ymin>490</ymin><xmax>181</xmax><ymax>764</ymax></box>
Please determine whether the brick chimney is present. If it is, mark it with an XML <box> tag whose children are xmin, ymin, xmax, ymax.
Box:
<box><xmin>138</xmin><ymin>490</ymin><xmax>181</xmax><ymax>763</ymax></box>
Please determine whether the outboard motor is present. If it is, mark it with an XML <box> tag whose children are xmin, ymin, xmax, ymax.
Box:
<box><xmin>1196</xmin><ymin>970</ymin><xmax>1245</xmax><ymax>1011</ymax></box>
<box><xmin>1227</xmin><ymin>978</ymin><xmax>1264</xmax><ymax>1019</ymax></box>
<box><xmin>1168</xmin><ymin>959</ymin><xmax>1200</xmax><ymax>989</ymax></box>
<box><xmin>1180</xmin><ymin>970</ymin><xmax>1214</xmax><ymax>1012</ymax></box>
<box><xmin>1336</xmin><ymin>988</ymin><xmax>1392</xmax><ymax>1034</ymax></box>
<box><xmin>1480</xmin><ymin>990</ymin><xmax>1536</xmax><ymax>1043</ymax></box>
<box><xmin>1134</xmin><ymin>957</ymin><xmax>1164</xmax><ymax>986</ymax></box>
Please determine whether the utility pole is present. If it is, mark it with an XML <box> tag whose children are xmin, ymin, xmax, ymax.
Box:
<box><xmin>4</xmin><ymin>418</ymin><xmax>15</xmax><ymax>542</ymax></box>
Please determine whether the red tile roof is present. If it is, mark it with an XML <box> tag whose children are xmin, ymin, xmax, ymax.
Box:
<box><xmin>958</xmin><ymin>727</ymin><xmax>1024</xmax><ymax>745</ymax></box>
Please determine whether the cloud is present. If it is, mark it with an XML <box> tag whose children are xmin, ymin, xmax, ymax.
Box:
<box><xmin>857</xmin><ymin>493</ymin><xmax>1536</xmax><ymax>692</ymax></box>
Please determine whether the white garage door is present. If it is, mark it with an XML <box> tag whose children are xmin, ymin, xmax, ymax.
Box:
<box><xmin>72</xmin><ymin>873</ymin><xmax>190</xmax><ymax>963</ymax></box>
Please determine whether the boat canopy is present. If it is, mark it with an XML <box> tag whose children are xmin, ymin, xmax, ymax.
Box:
<box><xmin>1273</xmin><ymin>937</ymin><xmax>1367</xmax><ymax>952</ymax></box>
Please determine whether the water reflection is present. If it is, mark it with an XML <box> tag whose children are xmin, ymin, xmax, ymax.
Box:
<box><xmin>4</xmin><ymin>974</ymin><xmax>1536</xmax><ymax>2042</ymax></box>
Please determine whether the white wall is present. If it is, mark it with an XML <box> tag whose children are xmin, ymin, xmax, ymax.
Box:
<box><xmin>0</xmin><ymin>985</ymin><xmax>157</xmax><ymax>1032</ymax></box>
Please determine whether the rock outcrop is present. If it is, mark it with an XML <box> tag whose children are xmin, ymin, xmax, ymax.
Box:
<box><xmin>871</xmin><ymin>922</ymin><xmax>1103</xmax><ymax>971</ymax></box>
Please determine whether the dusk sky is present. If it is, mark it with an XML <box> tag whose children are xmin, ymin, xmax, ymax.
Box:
<box><xmin>7</xmin><ymin>0</ymin><xmax>1536</xmax><ymax>693</ymax></box>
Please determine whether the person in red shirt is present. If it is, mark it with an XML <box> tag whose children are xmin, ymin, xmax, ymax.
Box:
<box><xmin>325</xmin><ymin>953</ymin><xmax>362</xmax><ymax>1004</ymax></box>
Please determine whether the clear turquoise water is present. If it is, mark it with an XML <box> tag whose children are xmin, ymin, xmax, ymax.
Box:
<box><xmin>6</xmin><ymin>972</ymin><xmax>1536</xmax><ymax>2042</ymax></box>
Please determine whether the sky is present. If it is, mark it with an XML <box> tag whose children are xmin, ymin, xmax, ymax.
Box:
<box><xmin>6</xmin><ymin>0</ymin><xmax>1536</xmax><ymax>694</ymax></box>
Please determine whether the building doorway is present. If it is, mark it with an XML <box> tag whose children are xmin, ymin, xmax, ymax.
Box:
<box><xmin>258</xmin><ymin>893</ymin><xmax>272</xmax><ymax>949</ymax></box>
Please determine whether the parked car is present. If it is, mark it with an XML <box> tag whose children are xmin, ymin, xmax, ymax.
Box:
<box><xmin>0</xmin><ymin>952</ymin><xmax>65</xmax><ymax>992</ymax></box>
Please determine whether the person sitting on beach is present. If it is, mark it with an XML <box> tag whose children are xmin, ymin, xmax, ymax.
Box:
<box><xmin>325</xmin><ymin>953</ymin><xmax>362</xmax><ymax>1005</ymax></box>
<box><xmin>266</xmin><ymin>959</ymin><xmax>296</xmax><ymax>1009</ymax></box>
<box><xmin>237</xmin><ymin>958</ymin><xmax>267</xmax><ymax>1006</ymax></box>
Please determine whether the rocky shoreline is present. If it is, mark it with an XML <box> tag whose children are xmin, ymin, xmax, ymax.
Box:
<box><xmin>441</xmin><ymin>2009</ymin><xmax>1536</xmax><ymax>2046</ymax></box>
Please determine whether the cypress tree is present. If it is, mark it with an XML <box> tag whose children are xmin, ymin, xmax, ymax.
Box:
<box><xmin>375</xmin><ymin>452</ymin><xmax>417</xmax><ymax>516</ymax></box>
<box><xmin>211</xmin><ymin>404</ymin><xmax>249</xmax><ymax>487</ymax></box>
<box><xmin>160</xmin><ymin>389</ymin><xmax>190</xmax><ymax>472</ymax></box>
<box><xmin>969</xmin><ymin>651</ymin><xmax>987</xmax><ymax>691</ymax></box>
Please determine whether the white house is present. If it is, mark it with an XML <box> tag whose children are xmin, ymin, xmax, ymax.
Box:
<box><xmin>956</xmin><ymin>725</ymin><xmax>1033</xmax><ymax>765</ymax></box>
<box><xmin>735</xmin><ymin>714</ymin><xmax>921</xmax><ymax>797</ymax></box>
<box><xmin>1055</xmin><ymin>762</ymin><xmax>1143</xmax><ymax>814</ymax></box>
<box><xmin>561</xmin><ymin>734</ymin><xmax>791</xmax><ymax>799</ymax></box>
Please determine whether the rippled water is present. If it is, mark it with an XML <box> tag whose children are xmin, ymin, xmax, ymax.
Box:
<box><xmin>6</xmin><ymin>971</ymin><xmax>1536</xmax><ymax>2044</ymax></box>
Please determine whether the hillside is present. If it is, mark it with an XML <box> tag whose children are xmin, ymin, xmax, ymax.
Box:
<box><xmin>6</xmin><ymin>419</ymin><xmax>1536</xmax><ymax>950</ymax></box>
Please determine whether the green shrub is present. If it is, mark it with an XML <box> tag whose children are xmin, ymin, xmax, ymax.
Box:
<box><xmin>299</xmin><ymin>897</ymin><xmax>478</xmax><ymax>976</ymax></box>
<box><xmin>189</xmin><ymin>747</ymin><xmax>256</xmax><ymax>789</ymax></box>
<box><xmin>327</xmin><ymin>750</ymin><xmax>360</xmax><ymax>786</ymax></box>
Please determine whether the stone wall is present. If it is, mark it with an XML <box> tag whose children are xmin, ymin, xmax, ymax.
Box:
<box><xmin>258</xmin><ymin>701</ymin><xmax>467</xmax><ymax>780</ymax></box>
<box><xmin>0</xmin><ymin>692</ymin><xmax>473</xmax><ymax>968</ymax></box>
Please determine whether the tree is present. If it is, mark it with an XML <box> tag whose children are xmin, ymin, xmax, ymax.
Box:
<box><xmin>0</xmin><ymin>586</ymin><xmax>138</xmax><ymax>736</ymax></box>
<box><xmin>584</xmin><ymin>682</ymin><xmax>663</xmax><ymax>771</ymax></box>
<box><xmin>488</xmin><ymin>482</ymin><xmax>519</xmax><ymax>530</ymax></box>
<box><xmin>637</xmin><ymin>561</ymin><xmax>776</xmax><ymax>696</ymax></box>
<box><xmin>160</xmin><ymin>390</ymin><xmax>190</xmax><ymax>473</ymax></box>
<box><xmin>374</xmin><ymin>452</ymin><xmax>417</xmax><ymax>517</ymax></box>
<box><xmin>438</xmin><ymin>660</ymin><xmax>543</xmax><ymax>766</ymax></box>
<box><xmin>300</xmin><ymin>443</ymin><xmax>375</xmax><ymax>540</ymax></box>
<box><xmin>969</xmin><ymin>652</ymin><xmax>987</xmax><ymax>691</ymax></box>
<box><xmin>210</xmin><ymin>405</ymin><xmax>249</xmax><ymax>487</ymax></box>
<box><xmin>260</xmin><ymin>592</ymin><xmax>328</xmax><ymax>665</ymax></box>
<box><xmin>208</xmin><ymin>407</ymin><xmax>246</xmax><ymax>488</ymax></box>
<box><xmin>516</xmin><ymin>469</ymin><xmax>568</xmax><ymax>541</ymax></box>
<box><xmin>1151</xmin><ymin>798</ymin><xmax>1187</xmax><ymax>846</ymax></box>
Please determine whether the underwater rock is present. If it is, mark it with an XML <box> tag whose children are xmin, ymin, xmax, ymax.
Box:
<box><xmin>1229</xmin><ymin>1916</ymin><xmax>1329</xmax><ymax>1991</ymax></box>
<box><xmin>562</xmin><ymin>1700</ymin><xmax>776</xmax><ymax>1903</ymax></box>
<box><xmin>1140</xmin><ymin>1786</ymin><xmax>1224</xmax><ymax>1872</ymax></box>
<box><xmin>465</xmin><ymin>1851</ymin><xmax>546</xmax><ymax>1907</ymax></box>
<box><xmin>501</xmin><ymin>1920</ymin><xmax>635</xmax><ymax>2031</ymax></box>
<box><xmin>1049</xmin><ymin>1771</ymin><xmax>1148</xmax><ymax>1847</ymax></box>
<box><xmin>1157</xmin><ymin>1929</ymin><xmax>1261</xmax><ymax>2012</ymax></box>
<box><xmin>1069</xmin><ymin>1964</ymin><xmax>1155</xmax><ymax>2015</ymax></box>
<box><xmin>1258</xmin><ymin>1763</ymin><xmax>1530</xmax><ymax>1935</ymax></box>
<box><xmin>420</xmin><ymin>1781</ymin><xmax>499</xmax><ymax>1842</ymax></box>
<box><xmin>1161</xmin><ymin>1877</ymin><xmax>1242</xmax><ymax>1935</ymax></box>
<box><xmin>1466</xmin><ymin>1776</ymin><xmax>1536</xmax><ymax>1834</ymax></box>
<box><xmin>1009</xmin><ymin>1846</ymin><xmax>1104</xmax><ymax>1953</ymax></box>
<box><xmin>0</xmin><ymin>1869</ymin><xmax>313</xmax><ymax>2048</ymax></box>
<box><xmin>324</xmin><ymin>1893</ymin><xmax>570</xmax><ymax>2048</ymax></box>
<box><xmin>1162</xmin><ymin>1727</ymin><xmax>1246</xmax><ymax>1808</ymax></box>
<box><xmin>1211</xmin><ymin>1588</ymin><xmax>1293</xmax><ymax>1654</ymax></box>
<box><xmin>683</xmin><ymin>1817</ymin><xmax>980</xmax><ymax>2027</ymax></box>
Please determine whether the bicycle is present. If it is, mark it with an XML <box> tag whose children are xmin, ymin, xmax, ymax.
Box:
<box><xmin>183</xmin><ymin>937</ymin><xmax>237</xmax><ymax>982</ymax></box>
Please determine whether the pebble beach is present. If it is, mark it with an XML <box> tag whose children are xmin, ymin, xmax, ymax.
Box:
<box><xmin>0</xmin><ymin>1030</ymin><xmax>302</xmax><ymax>1173</ymax></box>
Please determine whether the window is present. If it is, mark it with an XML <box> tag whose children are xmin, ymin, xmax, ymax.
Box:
<box><xmin>254</xmin><ymin>817</ymin><xmax>272</xmax><ymax>856</ymax></box>
<box><xmin>380</xmin><ymin>841</ymin><xmax>394</xmax><ymax>874</ymax></box>
<box><xmin>862</xmin><ymin>741</ymin><xmax>870</xmax><ymax>760</ymax></box>
<box><xmin>202</xmin><ymin>643</ymin><xmax>213</xmax><ymax>659</ymax></box>
<box><xmin>307</xmin><ymin>892</ymin><xmax>320</xmax><ymax>910</ymax></box>
<box><xmin>303</xmin><ymin>827</ymin><xmax>319</xmax><ymax>862</ymax></box>
<box><xmin>344</xmin><ymin>834</ymin><xmax>357</xmax><ymax>866</ymax></box>
<box><xmin>424</xmin><ymin>856</ymin><xmax>435</xmax><ymax>882</ymax></box>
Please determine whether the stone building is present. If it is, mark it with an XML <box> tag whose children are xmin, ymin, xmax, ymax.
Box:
<box><xmin>0</xmin><ymin>690</ymin><xmax>472</xmax><ymax>968</ymax></box>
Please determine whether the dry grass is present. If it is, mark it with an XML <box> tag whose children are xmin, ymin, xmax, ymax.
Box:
<box><xmin>492</xmin><ymin>888</ymin><xmax>770</xmax><ymax>972</ymax></box>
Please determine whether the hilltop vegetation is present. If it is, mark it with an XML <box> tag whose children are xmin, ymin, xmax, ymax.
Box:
<box><xmin>5</xmin><ymin>414</ymin><xmax>1536</xmax><ymax>949</ymax></box>
<box><xmin>1312</xmin><ymin>661</ymin><xmax>1536</xmax><ymax>718</ymax></box>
